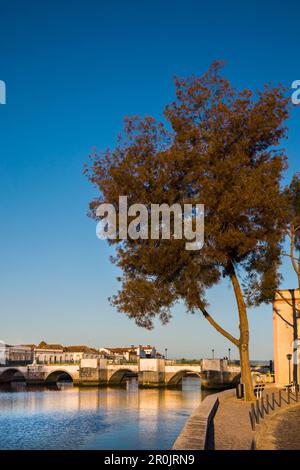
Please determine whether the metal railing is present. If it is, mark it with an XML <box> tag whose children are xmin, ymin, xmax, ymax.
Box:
<box><xmin>249</xmin><ymin>385</ymin><xmax>299</xmax><ymax>431</ymax></box>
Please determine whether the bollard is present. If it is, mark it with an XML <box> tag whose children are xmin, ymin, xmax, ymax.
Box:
<box><xmin>236</xmin><ymin>383</ymin><xmax>244</xmax><ymax>399</ymax></box>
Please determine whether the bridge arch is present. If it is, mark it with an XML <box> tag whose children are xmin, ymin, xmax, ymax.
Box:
<box><xmin>0</xmin><ymin>368</ymin><xmax>27</xmax><ymax>383</ymax></box>
<box><xmin>108</xmin><ymin>369</ymin><xmax>138</xmax><ymax>385</ymax></box>
<box><xmin>45</xmin><ymin>370</ymin><xmax>74</xmax><ymax>384</ymax></box>
<box><xmin>166</xmin><ymin>370</ymin><xmax>201</xmax><ymax>386</ymax></box>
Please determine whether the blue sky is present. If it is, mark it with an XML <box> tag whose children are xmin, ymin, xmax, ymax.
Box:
<box><xmin>0</xmin><ymin>0</ymin><xmax>299</xmax><ymax>359</ymax></box>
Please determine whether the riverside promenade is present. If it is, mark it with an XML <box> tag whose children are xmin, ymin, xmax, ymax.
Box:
<box><xmin>213</xmin><ymin>394</ymin><xmax>254</xmax><ymax>449</ymax></box>
<box><xmin>256</xmin><ymin>403</ymin><xmax>300</xmax><ymax>449</ymax></box>
<box><xmin>173</xmin><ymin>385</ymin><xmax>300</xmax><ymax>450</ymax></box>
<box><xmin>173</xmin><ymin>390</ymin><xmax>254</xmax><ymax>450</ymax></box>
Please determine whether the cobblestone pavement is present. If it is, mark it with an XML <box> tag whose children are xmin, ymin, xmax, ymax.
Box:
<box><xmin>213</xmin><ymin>397</ymin><xmax>254</xmax><ymax>450</ymax></box>
<box><xmin>256</xmin><ymin>405</ymin><xmax>300</xmax><ymax>450</ymax></box>
<box><xmin>213</xmin><ymin>387</ymin><xmax>300</xmax><ymax>450</ymax></box>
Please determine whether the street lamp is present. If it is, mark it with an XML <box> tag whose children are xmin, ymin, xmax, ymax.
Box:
<box><xmin>165</xmin><ymin>348</ymin><xmax>168</xmax><ymax>360</ymax></box>
<box><xmin>212</xmin><ymin>349</ymin><xmax>215</xmax><ymax>360</ymax></box>
<box><xmin>228</xmin><ymin>348</ymin><xmax>231</xmax><ymax>361</ymax></box>
<box><xmin>287</xmin><ymin>353</ymin><xmax>292</xmax><ymax>384</ymax></box>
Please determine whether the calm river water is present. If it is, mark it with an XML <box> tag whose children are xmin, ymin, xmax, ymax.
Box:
<box><xmin>0</xmin><ymin>377</ymin><xmax>208</xmax><ymax>450</ymax></box>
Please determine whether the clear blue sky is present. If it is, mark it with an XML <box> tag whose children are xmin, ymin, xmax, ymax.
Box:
<box><xmin>0</xmin><ymin>0</ymin><xmax>299</xmax><ymax>359</ymax></box>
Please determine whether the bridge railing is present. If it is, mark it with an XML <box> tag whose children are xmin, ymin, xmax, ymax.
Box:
<box><xmin>35</xmin><ymin>360</ymin><xmax>81</xmax><ymax>366</ymax></box>
<box><xmin>0</xmin><ymin>361</ymin><xmax>32</xmax><ymax>367</ymax></box>
<box><xmin>165</xmin><ymin>359</ymin><xmax>201</xmax><ymax>366</ymax></box>
<box><xmin>107</xmin><ymin>359</ymin><xmax>138</xmax><ymax>365</ymax></box>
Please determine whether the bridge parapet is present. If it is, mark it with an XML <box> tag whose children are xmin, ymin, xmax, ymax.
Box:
<box><xmin>138</xmin><ymin>358</ymin><xmax>165</xmax><ymax>387</ymax></box>
<box><xmin>0</xmin><ymin>358</ymin><xmax>241</xmax><ymax>389</ymax></box>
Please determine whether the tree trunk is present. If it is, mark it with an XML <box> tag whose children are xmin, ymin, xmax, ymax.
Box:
<box><xmin>239</xmin><ymin>340</ymin><xmax>254</xmax><ymax>401</ymax></box>
<box><xmin>228</xmin><ymin>262</ymin><xmax>255</xmax><ymax>401</ymax></box>
<box><xmin>199</xmin><ymin>262</ymin><xmax>255</xmax><ymax>401</ymax></box>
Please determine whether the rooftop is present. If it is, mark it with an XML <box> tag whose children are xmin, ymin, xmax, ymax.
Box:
<box><xmin>104</xmin><ymin>347</ymin><xmax>136</xmax><ymax>353</ymax></box>
<box><xmin>65</xmin><ymin>345</ymin><xmax>99</xmax><ymax>354</ymax></box>
<box><xmin>36</xmin><ymin>341</ymin><xmax>64</xmax><ymax>351</ymax></box>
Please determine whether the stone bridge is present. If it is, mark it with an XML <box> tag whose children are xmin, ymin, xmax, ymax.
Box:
<box><xmin>138</xmin><ymin>359</ymin><xmax>240</xmax><ymax>389</ymax></box>
<box><xmin>0</xmin><ymin>358</ymin><xmax>240</xmax><ymax>389</ymax></box>
<box><xmin>165</xmin><ymin>364</ymin><xmax>202</xmax><ymax>386</ymax></box>
<box><xmin>0</xmin><ymin>365</ymin><xmax>81</xmax><ymax>385</ymax></box>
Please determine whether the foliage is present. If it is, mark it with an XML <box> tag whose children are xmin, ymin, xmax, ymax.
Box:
<box><xmin>86</xmin><ymin>62</ymin><xmax>289</xmax><ymax>329</ymax></box>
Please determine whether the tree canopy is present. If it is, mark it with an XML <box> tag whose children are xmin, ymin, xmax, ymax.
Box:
<box><xmin>87</xmin><ymin>62</ymin><xmax>289</xmax><ymax>329</ymax></box>
<box><xmin>284</xmin><ymin>173</ymin><xmax>300</xmax><ymax>287</ymax></box>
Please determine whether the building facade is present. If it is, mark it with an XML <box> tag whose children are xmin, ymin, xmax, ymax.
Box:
<box><xmin>99</xmin><ymin>347</ymin><xmax>138</xmax><ymax>362</ymax></box>
<box><xmin>0</xmin><ymin>343</ymin><xmax>33</xmax><ymax>366</ymax></box>
<box><xmin>100</xmin><ymin>345</ymin><xmax>160</xmax><ymax>362</ymax></box>
<box><xmin>34</xmin><ymin>342</ymin><xmax>100</xmax><ymax>364</ymax></box>
<box><xmin>273</xmin><ymin>289</ymin><xmax>300</xmax><ymax>385</ymax></box>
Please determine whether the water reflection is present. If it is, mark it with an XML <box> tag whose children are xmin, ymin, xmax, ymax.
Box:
<box><xmin>0</xmin><ymin>377</ymin><xmax>208</xmax><ymax>450</ymax></box>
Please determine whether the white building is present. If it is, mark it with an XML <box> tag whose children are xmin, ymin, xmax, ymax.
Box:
<box><xmin>100</xmin><ymin>345</ymin><xmax>160</xmax><ymax>362</ymax></box>
<box><xmin>34</xmin><ymin>342</ymin><xmax>100</xmax><ymax>364</ymax></box>
<box><xmin>0</xmin><ymin>343</ymin><xmax>33</xmax><ymax>365</ymax></box>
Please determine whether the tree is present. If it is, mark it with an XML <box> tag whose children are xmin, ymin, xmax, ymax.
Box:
<box><xmin>275</xmin><ymin>174</ymin><xmax>300</xmax><ymax>320</ymax></box>
<box><xmin>86</xmin><ymin>62</ymin><xmax>289</xmax><ymax>400</ymax></box>
<box><xmin>284</xmin><ymin>174</ymin><xmax>300</xmax><ymax>288</ymax></box>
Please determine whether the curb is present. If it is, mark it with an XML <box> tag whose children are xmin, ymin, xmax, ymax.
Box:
<box><xmin>172</xmin><ymin>389</ymin><xmax>235</xmax><ymax>450</ymax></box>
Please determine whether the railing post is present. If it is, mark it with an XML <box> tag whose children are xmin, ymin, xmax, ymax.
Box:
<box><xmin>287</xmin><ymin>387</ymin><xmax>290</xmax><ymax>404</ymax></box>
<box><xmin>272</xmin><ymin>392</ymin><xmax>275</xmax><ymax>410</ymax></box>
<box><xmin>261</xmin><ymin>397</ymin><xmax>264</xmax><ymax>419</ymax></box>
<box><xmin>279</xmin><ymin>389</ymin><xmax>282</xmax><ymax>407</ymax></box>
<box><xmin>265</xmin><ymin>394</ymin><xmax>269</xmax><ymax>414</ymax></box>
<box><xmin>256</xmin><ymin>400</ymin><xmax>260</xmax><ymax>423</ymax></box>
<box><xmin>250</xmin><ymin>404</ymin><xmax>256</xmax><ymax>431</ymax></box>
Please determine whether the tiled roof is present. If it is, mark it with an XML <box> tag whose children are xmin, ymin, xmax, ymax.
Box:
<box><xmin>36</xmin><ymin>342</ymin><xmax>64</xmax><ymax>350</ymax></box>
<box><xmin>65</xmin><ymin>345</ymin><xmax>99</xmax><ymax>354</ymax></box>
<box><xmin>105</xmin><ymin>347</ymin><xmax>135</xmax><ymax>353</ymax></box>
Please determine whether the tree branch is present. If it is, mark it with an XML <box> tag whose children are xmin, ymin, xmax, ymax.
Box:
<box><xmin>282</xmin><ymin>252</ymin><xmax>300</xmax><ymax>263</ymax></box>
<box><xmin>273</xmin><ymin>306</ymin><xmax>294</xmax><ymax>328</ymax></box>
<box><xmin>198</xmin><ymin>304</ymin><xmax>240</xmax><ymax>347</ymax></box>
<box><xmin>290</xmin><ymin>225</ymin><xmax>299</xmax><ymax>276</ymax></box>
<box><xmin>275</xmin><ymin>289</ymin><xmax>300</xmax><ymax>312</ymax></box>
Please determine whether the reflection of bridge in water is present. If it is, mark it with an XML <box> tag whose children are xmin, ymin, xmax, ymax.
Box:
<box><xmin>0</xmin><ymin>358</ymin><xmax>241</xmax><ymax>390</ymax></box>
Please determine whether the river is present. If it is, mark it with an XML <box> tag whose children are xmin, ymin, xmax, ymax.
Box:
<box><xmin>0</xmin><ymin>377</ymin><xmax>209</xmax><ymax>450</ymax></box>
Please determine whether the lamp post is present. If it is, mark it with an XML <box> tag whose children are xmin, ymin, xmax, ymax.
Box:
<box><xmin>228</xmin><ymin>348</ymin><xmax>231</xmax><ymax>361</ymax></box>
<box><xmin>212</xmin><ymin>349</ymin><xmax>215</xmax><ymax>360</ymax></box>
<box><xmin>287</xmin><ymin>353</ymin><xmax>292</xmax><ymax>384</ymax></box>
<box><xmin>165</xmin><ymin>348</ymin><xmax>168</xmax><ymax>360</ymax></box>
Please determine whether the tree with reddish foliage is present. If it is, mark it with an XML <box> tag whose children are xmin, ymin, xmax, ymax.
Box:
<box><xmin>86</xmin><ymin>62</ymin><xmax>289</xmax><ymax>400</ymax></box>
